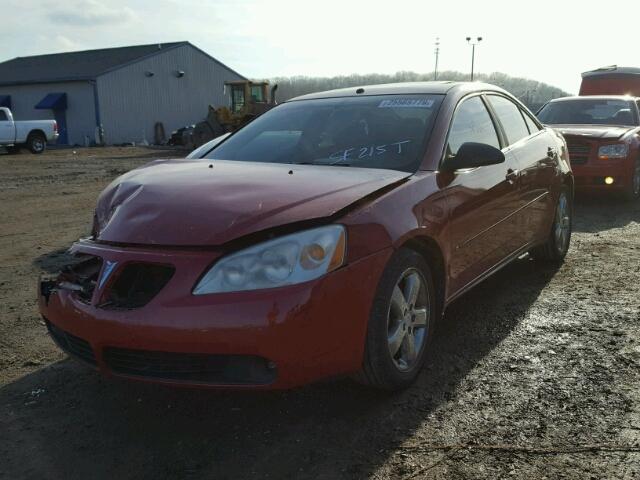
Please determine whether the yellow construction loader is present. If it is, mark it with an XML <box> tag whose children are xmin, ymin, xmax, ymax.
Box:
<box><xmin>190</xmin><ymin>81</ymin><xmax>278</xmax><ymax>147</ymax></box>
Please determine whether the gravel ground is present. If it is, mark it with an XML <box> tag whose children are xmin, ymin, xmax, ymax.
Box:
<box><xmin>0</xmin><ymin>147</ymin><xmax>638</xmax><ymax>479</ymax></box>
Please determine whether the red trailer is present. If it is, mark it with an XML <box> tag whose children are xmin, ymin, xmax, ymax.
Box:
<box><xmin>580</xmin><ymin>66</ymin><xmax>640</xmax><ymax>96</ymax></box>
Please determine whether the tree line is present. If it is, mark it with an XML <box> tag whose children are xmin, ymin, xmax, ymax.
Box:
<box><xmin>270</xmin><ymin>71</ymin><xmax>569</xmax><ymax>111</ymax></box>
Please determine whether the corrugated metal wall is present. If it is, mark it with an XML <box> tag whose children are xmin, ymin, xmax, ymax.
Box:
<box><xmin>97</xmin><ymin>44</ymin><xmax>245</xmax><ymax>144</ymax></box>
<box><xmin>0</xmin><ymin>82</ymin><xmax>96</xmax><ymax>146</ymax></box>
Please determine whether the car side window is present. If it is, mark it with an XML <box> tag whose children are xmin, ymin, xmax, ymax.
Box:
<box><xmin>0</xmin><ymin>111</ymin><xmax>7</xmax><ymax>121</ymax></box>
<box><xmin>521</xmin><ymin>109</ymin><xmax>540</xmax><ymax>134</ymax></box>
<box><xmin>487</xmin><ymin>95</ymin><xmax>530</xmax><ymax>145</ymax></box>
<box><xmin>447</xmin><ymin>96</ymin><xmax>500</xmax><ymax>157</ymax></box>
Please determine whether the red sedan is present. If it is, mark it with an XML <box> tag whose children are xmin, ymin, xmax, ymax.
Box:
<box><xmin>537</xmin><ymin>96</ymin><xmax>640</xmax><ymax>199</ymax></box>
<box><xmin>39</xmin><ymin>82</ymin><xmax>573</xmax><ymax>390</ymax></box>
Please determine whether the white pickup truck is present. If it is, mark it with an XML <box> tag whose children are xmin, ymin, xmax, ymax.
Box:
<box><xmin>0</xmin><ymin>107</ymin><xmax>59</xmax><ymax>154</ymax></box>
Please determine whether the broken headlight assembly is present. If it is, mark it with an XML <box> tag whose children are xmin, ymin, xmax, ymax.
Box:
<box><xmin>193</xmin><ymin>225</ymin><xmax>346</xmax><ymax>294</ymax></box>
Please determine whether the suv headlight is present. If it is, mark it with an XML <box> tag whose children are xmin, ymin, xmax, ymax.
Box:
<box><xmin>193</xmin><ymin>225</ymin><xmax>346</xmax><ymax>294</ymax></box>
<box><xmin>598</xmin><ymin>143</ymin><xmax>629</xmax><ymax>159</ymax></box>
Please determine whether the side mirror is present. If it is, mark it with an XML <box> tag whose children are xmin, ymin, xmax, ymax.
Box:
<box><xmin>444</xmin><ymin>142</ymin><xmax>505</xmax><ymax>171</ymax></box>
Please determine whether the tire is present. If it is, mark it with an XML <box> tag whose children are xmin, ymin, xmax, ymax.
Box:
<box><xmin>530</xmin><ymin>186</ymin><xmax>572</xmax><ymax>264</ymax></box>
<box><xmin>358</xmin><ymin>248</ymin><xmax>437</xmax><ymax>390</ymax></box>
<box><xmin>26</xmin><ymin>132</ymin><xmax>46</xmax><ymax>154</ymax></box>
<box><xmin>622</xmin><ymin>157</ymin><xmax>640</xmax><ymax>201</ymax></box>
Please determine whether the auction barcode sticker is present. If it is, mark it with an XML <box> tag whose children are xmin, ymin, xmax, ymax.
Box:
<box><xmin>378</xmin><ymin>98</ymin><xmax>434</xmax><ymax>108</ymax></box>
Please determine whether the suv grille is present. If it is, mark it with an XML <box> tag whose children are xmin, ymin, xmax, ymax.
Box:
<box><xmin>46</xmin><ymin>320</ymin><xmax>97</xmax><ymax>366</ymax></box>
<box><xmin>567</xmin><ymin>142</ymin><xmax>590</xmax><ymax>165</ymax></box>
<box><xmin>103</xmin><ymin>348</ymin><xmax>277</xmax><ymax>385</ymax></box>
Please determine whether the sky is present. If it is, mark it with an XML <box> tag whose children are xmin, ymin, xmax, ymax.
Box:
<box><xmin>1</xmin><ymin>0</ymin><xmax>637</xmax><ymax>94</ymax></box>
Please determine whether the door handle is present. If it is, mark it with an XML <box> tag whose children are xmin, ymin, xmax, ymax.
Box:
<box><xmin>505</xmin><ymin>168</ymin><xmax>519</xmax><ymax>183</ymax></box>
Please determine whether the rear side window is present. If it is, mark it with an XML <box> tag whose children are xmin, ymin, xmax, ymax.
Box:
<box><xmin>522</xmin><ymin>110</ymin><xmax>540</xmax><ymax>134</ymax></box>
<box><xmin>487</xmin><ymin>95</ymin><xmax>530</xmax><ymax>145</ymax></box>
<box><xmin>447</xmin><ymin>96</ymin><xmax>500</xmax><ymax>156</ymax></box>
<box><xmin>0</xmin><ymin>111</ymin><xmax>7</xmax><ymax>121</ymax></box>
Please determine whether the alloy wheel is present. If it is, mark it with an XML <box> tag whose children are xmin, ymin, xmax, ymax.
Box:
<box><xmin>386</xmin><ymin>268</ymin><xmax>429</xmax><ymax>372</ymax></box>
<box><xmin>554</xmin><ymin>192</ymin><xmax>571</xmax><ymax>254</ymax></box>
<box><xmin>32</xmin><ymin>138</ymin><xmax>44</xmax><ymax>153</ymax></box>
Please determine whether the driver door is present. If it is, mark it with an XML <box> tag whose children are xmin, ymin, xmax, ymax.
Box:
<box><xmin>441</xmin><ymin>95</ymin><xmax>523</xmax><ymax>296</ymax></box>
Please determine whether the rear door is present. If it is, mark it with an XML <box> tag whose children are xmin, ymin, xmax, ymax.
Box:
<box><xmin>443</xmin><ymin>95</ymin><xmax>523</xmax><ymax>295</ymax></box>
<box><xmin>0</xmin><ymin>109</ymin><xmax>14</xmax><ymax>143</ymax></box>
<box><xmin>486</xmin><ymin>94</ymin><xmax>557</xmax><ymax>245</ymax></box>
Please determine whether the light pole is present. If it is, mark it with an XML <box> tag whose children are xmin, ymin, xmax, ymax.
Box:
<box><xmin>434</xmin><ymin>37</ymin><xmax>440</xmax><ymax>80</ymax></box>
<box><xmin>466</xmin><ymin>36</ymin><xmax>483</xmax><ymax>81</ymax></box>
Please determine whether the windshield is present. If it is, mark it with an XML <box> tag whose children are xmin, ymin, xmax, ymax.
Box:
<box><xmin>537</xmin><ymin>99</ymin><xmax>638</xmax><ymax>126</ymax></box>
<box><xmin>204</xmin><ymin>94</ymin><xmax>444</xmax><ymax>172</ymax></box>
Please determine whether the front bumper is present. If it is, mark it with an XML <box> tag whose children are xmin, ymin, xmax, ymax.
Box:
<box><xmin>38</xmin><ymin>240</ymin><xmax>392</xmax><ymax>389</ymax></box>
<box><xmin>572</xmin><ymin>159</ymin><xmax>633</xmax><ymax>191</ymax></box>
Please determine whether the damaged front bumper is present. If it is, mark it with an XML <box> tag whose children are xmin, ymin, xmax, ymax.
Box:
<box><xmin>38</xmin><ymin>239</ymin><xmax>391</xmax><ymax>389</ymax></box>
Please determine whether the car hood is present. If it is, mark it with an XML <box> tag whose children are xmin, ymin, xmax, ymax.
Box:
<box><xmin>94</xmin><ymin>159</ymin><xmax>410</xmax><ymax>247</ymax></box>
<box><xmin>550</xmin><ymin>124</ymin><xmax>637</xmax><ymax>140</ymax></box>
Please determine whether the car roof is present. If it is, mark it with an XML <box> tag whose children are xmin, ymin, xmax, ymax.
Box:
<box><xmin>288</xmin><ymin>81</ymin><xmax>508</xmax><ymax>101</ymax></box>
<box><xmin>548</xmin><ymin>95</ymin><xmax>639</xmax><ymax>103</ymax></box>
<box><xmin>582</xmin><ymin>66</ymin><xmax>640</xmax><ymax>78</ymax></box>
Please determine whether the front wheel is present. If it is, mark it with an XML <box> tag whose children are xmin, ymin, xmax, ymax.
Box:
<box><xmin>623</xmin><ymin>158</ymin><xmax>640</xmax><ymax>201</ymax></box>
<box><xmin>530</xmin><ymin>186</ymin><xmax>572</xmax><ymax>264</ymax></box>
<box><xmin>27</xmin><ymin>132</ymin><xmax>46</xmax><ymax>154</ymax></box>
<box><xmin>358</xmin><ymin>248</ymin><xmax>437</xmax><ymax>390</ymax></box>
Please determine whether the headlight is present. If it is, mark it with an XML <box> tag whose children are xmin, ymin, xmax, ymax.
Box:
<box><xmin>598</xmin><ymin>144</ymin><xmax>629</xmax><ymax>160</ymax></box>
<box><xmin>193</xmin><ymin>225</ymin><xmax>346</xmax><ymax>294</ymax></box>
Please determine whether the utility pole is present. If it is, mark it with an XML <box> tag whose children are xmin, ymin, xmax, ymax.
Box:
<box><xmin>434</xmin><ymin>37</ymin><xmax>440</xmax><ymax>80</ymax></box>
<box><xmin>466</xmin><ymin>36</ymin><xmax>483</xmax><ymax>81</ymax></box>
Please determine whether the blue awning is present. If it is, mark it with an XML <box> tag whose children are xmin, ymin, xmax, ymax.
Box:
<box><xmin>0</xmin><ymin>95</ymin><xmax>10</xmax><ymax>108</ymax></box>
<box><xmin>35</xmin><ymin>92</ymin><xmax>67</xmax><ymax>110</ymax></box>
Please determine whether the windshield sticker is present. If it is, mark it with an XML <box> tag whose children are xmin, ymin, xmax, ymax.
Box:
<box><xmin>329</xmin><ymin>140</ymin><xmax>412</xmax><ymax>163</ymax></box>
<box><xmin>378</xmin><ymin>98</ymin><xmax>434</xmax><ymax>108</ymax></box>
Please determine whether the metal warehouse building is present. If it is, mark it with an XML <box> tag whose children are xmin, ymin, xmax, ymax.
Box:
<box><xmin>0</xmin><ymin>42</ymin><xmax>246</xmax><ymax>145</ymax></box>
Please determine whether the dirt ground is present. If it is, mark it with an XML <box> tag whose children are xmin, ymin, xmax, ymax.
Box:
<box><xmin>0</xmin><ymin>147</ymin><xmax>639</xmax><ymax>479</ymax></box>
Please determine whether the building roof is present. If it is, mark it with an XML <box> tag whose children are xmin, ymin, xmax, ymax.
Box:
<box><xmin>0</xmin><ymin>42</ymin><xmax>245</xmax><ymax>86</ymax></box>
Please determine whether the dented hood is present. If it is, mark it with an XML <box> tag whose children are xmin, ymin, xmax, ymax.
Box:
<box><xmin>551</xmin><ymin>124</ymin><xmax>637</xmax><ymax>140</ymax></box>
<box><xmin>95</xmin><ymin>159</ymin><xmax>410</xmax><ymax>246</ymax></box>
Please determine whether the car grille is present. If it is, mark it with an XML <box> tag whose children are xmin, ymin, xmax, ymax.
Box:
<box><xmin>46</xmin><ymin>320</ymin><xmax>97</xmax><ymax>366</ymax></box>
<box><xmin>103</xmin><ymin>348</ymin><xmax>277</xmax><ymax>385</ymax></box>
<box><xmin>567</xmin><ymin>142</ymin><xmax>591</xmax><ymax>165</ymax></box>
<box><xmin>99</xmin><ymin>262</ymin><xmax>174</xmax><ymax>309</ymax></box>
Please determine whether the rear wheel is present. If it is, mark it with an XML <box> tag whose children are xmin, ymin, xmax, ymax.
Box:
<box><xmin>358</xmin><ymin>248</ymin><xmax>437</xmax><ymax>390</ymax></box>
<box><xmin>530</xmin><ymin>186</ymin><xmax>572</xmax><ymax>264</ymax></box>
<box><xmin>27</xmin><ymin>132</ymin><xmax>46</xmax><ymax>154</ymax></box>
<box><xmin>623</xmin><ymin>158</ymin><xmax>640</xmax><ymax>201</ymax></box>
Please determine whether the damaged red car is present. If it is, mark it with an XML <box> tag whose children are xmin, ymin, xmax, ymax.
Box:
<box><xmin>39</xmin><ymin>82</ymin><xmax>573</xmax><ymax>390</ymax></box>
<box><xmin>537</xmin><ymin>96</ymin><xmax>640</xmax><ymax>199</ymax></box>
